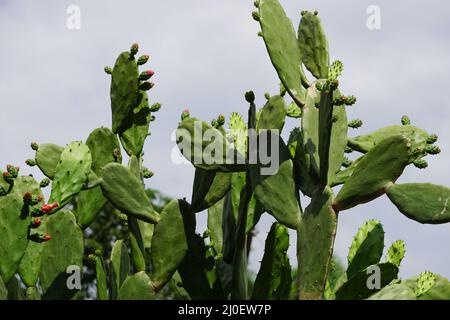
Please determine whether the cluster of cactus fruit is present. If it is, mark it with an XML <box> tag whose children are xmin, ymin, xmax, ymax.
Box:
<box><xmin>1</xmin><ymin>0</ymin><xmax>450</xmax><ymax>300</ymax></box>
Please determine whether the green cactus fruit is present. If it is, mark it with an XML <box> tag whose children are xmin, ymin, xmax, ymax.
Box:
<box><xmin>39</xmin><ymin>178</ymin><xmax>50</xmax><ymax>188</ymax></box>
<box><xmin>197</xmin><ymin>172</ymin><xmax>231</xmax><ymax>212</ymax></box>
<box><xmin>347</xmin><ymin>125</ymin><xmax>428</xmax><ymax>161</ymax></box>
<box><xmin>116</xmin><ymin>271</ymin><xmax>155</xmax><ymax>300</ymax></box>
<box><xmin>401</xmin><ymin>115</ymin><xmax>411</xmax><ymax>125</ymax></box>
<box><xmin>425</xmin><ymin>145</ymin><xmax>441</xmax><ymax>155</ymax></box>
<box><xmin>176</xmin><ymin>118</ymin><xmax>247</xmax><ymax>172</ymax></box>
<box><xmin>0</xmin><ymin>176</ymin><xmax>43</xmax><ymax>283</ymax></box>
<box><xmin>25</xmin><ymin>159</ymin><xmax>36</xmax><ymax>167</ymax></box>
<box><xmin>348</xmin><ymin>119</ymin><xmax>363</xmax><ymax>129</ymax></box>
<box><xmin>207</xmin><ymin>197</ymin><xmax>225</xmax><ymax>255</ymax></box>
<box><xmin>137</xmin><ymin>54</ymin><xmax>150</xmax><ymax>65</ymax></box>
<box><xmin>297</xmin><ymin>187</ymin><xmax>337</xmax><ymax>300</ymax></box>
<box><xmin>426</xmin><ymin>134</ymin><xmax>438</xmax><ymax>144</ymax></box>
<box><xmin>256</xmin><ymin>95</ymin><xmax>287</xmax><ymax>133</ymax></box>
<box><xmin>335</xmin><ymin>263</ymin><xmax>398</xmax><ymax>300</ymax></box>
<box><xmin>34</xmin><ymin>143</ymin><xmax>64</xmax><ymax>179</ymax></box>
<box><xmin>249</xmin><ymin>135</ymin><xmax>301</xmax><ymax>229</ymax></box>
<box><xmin>151</xmin><ymin>200</ymin><xmax>188</xmax><ymax>291</ymax></box>
<box><xmin>333</xmin><ymin>135</ymin><xmax>411</xmax><ymax>211</ymax></box>
<box><xmin>100</xmin><ymin>163</ymin><xmax>160</xmax><ymax>224</ymax></box>
<box><xmin>386</xmin><ymin>240</ymin><xmax>405</xmax><ymax>267</ymax></box>
<box><xmin>119</xmin><ymin>91</ymin><xmax>152</xmax><ymax>157</ymax></box>
<box><xmin>347</xmin><ymin>220</ymin><xmax>384</xmax><ymax>279</ymax></box>
<box><xmin>258</xmin><ymin>0</ymin><xmax>308</xmax><ymax>105</ymax></box>
<box><xmin>252</xmin><ymin>223</ymin><xmax>292</xmax><ymax>300</ymax></box>
<box><xmin>109</xmin><ymin>240</ymin><xmax>130</xmax><ymax>300</ymax></box>
<box><xmin>110</xmin><ymin>51</ymin><xmax>140</xmax><ymax>133</ymax></box>
<box><xmin>297</xmin><ymin>11</ymin><xmax>329</xmax><ymax>79</ymax></box>
<box><xmin>286</xmin><ymin>102</ymin><xmax>302</xmax><ymax>118</ymax></box>
<box><xmin>75</xmin><ymin>128</ymin><xmax>120</xmax><ymax>228</ymax></box>
<box><xmin>40</xmin><ymin>210</ymin><xmax>83</xmax><ymax>300</ymax></box>
<box><xmin>302</xmin><ymin>85</ymin><xmax>348</xmax><ymax>185</ymax></box>
<box><xmin>413</xmin><ymin>159</ymin><xmax>428</xmax><ymax>169</ymax></box>
<box><xmin>48</xmin><ymin>141</ymin><xmax>92</xmax><ymax>209</ymax></box>
<box><xmin>104</xmin><ymin>66</ymin><xmax>113</xmax><ymax>75</ymax></box>
<box><xmin>386</xmin><ymin>183</ymin><xmax>450</xmax><ymax>224</ymax></box>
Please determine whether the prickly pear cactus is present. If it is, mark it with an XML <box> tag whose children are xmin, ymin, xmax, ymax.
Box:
<box><xmin>0</xmin><ymin>2</ymin><xmax>449</xmax><ymax>301</ymax></box>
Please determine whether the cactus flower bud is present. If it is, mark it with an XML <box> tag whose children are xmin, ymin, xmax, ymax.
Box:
<box><xmin>244</xmin><ymin>91</ymin><xmax>255</xmax><ymax>103</ymax></box>
<box><xmin>139</xmin><ymin>70</ymin><xmax>155</xmax><ymax>81</ymax></box>
<box><xmin>211</xmin><ymin>119</ymin><xmax>219</xmax><ymax>128</ymax></box>
<box><xmin>149</xmin><ymin>103</ymin><xmax>161</xmax><ymax>112</ymax></box>
<box><xmin>31</xmin><ymin>218</ymin><xmax>41</xmax><ymax>228</ymax></box>
<box><xmin>3</xmin><ymin>171</ymin><xmax>14</xmax><ymax>184</ymax></box>
<box><xmin>217</xmin><ymin>114</ymin><xmax>225</xmax><ymax>127</ymax></box>
<box><xmin>6</xmin><ymin>165</ymin><xmax>19</xmax><ymax>178</ymax></box>
<box><xmin>130</xmin><ymin>43</ymin><xmax>139</xmax><ymax>57</ymax></box>
<box><xmin>137</xmin><ymin>55</ymin><xmax>150</xmax><ymax>65</ymax></box>
<box><xmin>104</xmin><ymin>66</ymin><xmax>112</xmax><ymax>75</ymax></box>
<box><xmin>425</xmin><ymin>145</ymin><xmax>441</xmax><ymax>155</ymax></box>
<box><xmin>40</xmin><ymin>178</ymin><xmax>50</xmax><ymax>188</ymax></box>
<box><xmin>413</xmin><ymin>159</ymin><xmax>428</xmax><ymax>169</ymax></box>
<box><xmin>329</xmin><ymin>79</ymin><xmax>339</xmax><ymax>90</ymax></box>
<box><xmin>23</xmin><ymin>192</ymin><xmax>33</xmax><ymax>203</ymax></box>
<box><xmin>181</xmin><ymin>108</ymin><xmax>190</xmax><ymax>121</ymax></box>
<box><xmin>139</xmin><ymin>81</ymin><xmax>154</xmax><ymax>91</ymax></box>
<box><xmin>25</xmin><ymin>159</ymin><xmax>36</xmax><ymax>167</ymax></box>
<box><xmin>348</xmin><ymin>119</ymin><xmax>363</xmax><ymax>129</ymax></box>
<box><xmin>401</xmin><ymin>115</ymin><xmax>411</xmax><ymax>126</ymax></box>
<box><xmin>42</xmin><ymin>233</ymin><xmax>51</xmax><ymax>241</ymax></box>
<box><xmin>342</xmin><ymin>157</ymin><xmax>353</xmax><ymax>168</ymax></box>
<box><xmin>427</xmin><ymin>134</ymin><xmax>438</xmax><ymax>144</ymax></box>
<box><xmin>143</xmin><ymin>168</ymin><xmax>154</xmax><ymax>179</ymax></box>
<box><xmin>345</xmin><ymin>95</ymin><xmax>357</xmax><ymax>106</ymax></box>
<box><xmin>31</xmin><ymin>208</ymin><xmax>44</xmax><ymax>217</ymax></box>
<box><xmin>251</xmin><ymin>11</ymin><xmax>260</xmax><ymax>21</ymax></box>
<box><xmin>30</xmin><ymin>142</ymin><xmax>39</xmax><ymax>151</ymax></box>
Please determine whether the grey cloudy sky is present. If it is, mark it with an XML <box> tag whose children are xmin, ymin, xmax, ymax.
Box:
<box><xmin>1</xmin><ymin>0</ymin><xmax>449</xmax><ymax>279</ymax></box>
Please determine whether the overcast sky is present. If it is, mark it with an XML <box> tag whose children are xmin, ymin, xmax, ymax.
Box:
<box><xmin>1</xmin><ymin>0</ymin><xmax>449</xmax><ymax>280</ymax></box>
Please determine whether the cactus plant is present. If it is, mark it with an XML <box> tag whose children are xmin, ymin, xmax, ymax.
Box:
<box><xmin>0</xmin><ymin>1</ymin><xmax>449</xmax><ymax>301</ymax></box>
